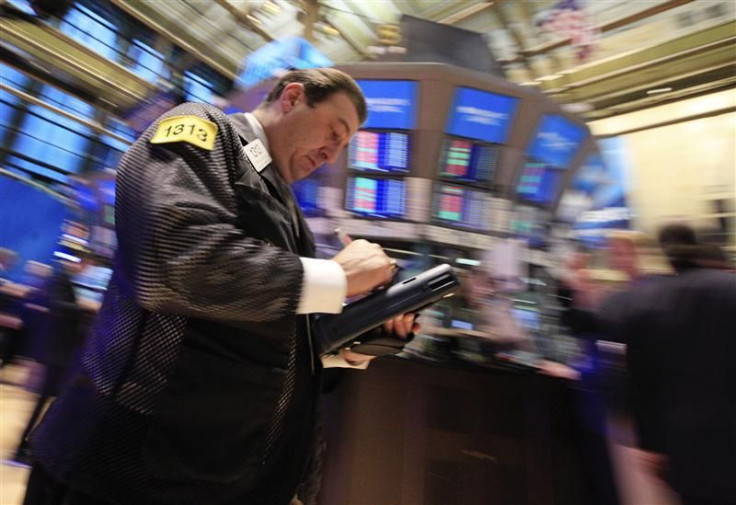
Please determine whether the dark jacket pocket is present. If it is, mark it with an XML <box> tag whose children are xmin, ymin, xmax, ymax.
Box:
<box><xmin>143</xmin><ymin>344</ymin><xmax>286</xmax><ymax>485</ymax></box>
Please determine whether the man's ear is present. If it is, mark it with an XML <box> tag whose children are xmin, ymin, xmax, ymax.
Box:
<box><xmin>280</xmin><ymin>83</ymin><xmax>305</xmax><ymax>113</ymax></box>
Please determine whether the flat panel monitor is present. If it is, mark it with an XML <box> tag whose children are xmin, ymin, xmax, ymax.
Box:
<box><xmin>445</xmin><ymin>87</ymin><xmax>519</xmax><ymax>144</ymax></box>
<box><xmin>438</xmin><ymin>138</ymin><xmax>498</xmax><ymax>185</ymax></box>
<box><xmin>345</xmin><ymin>176</ymin><xmax>406</xmax><ymax>219</ymax></box>
<box><xmin>356</xmin><ymin>79</ymin><xmax>418</xmax><ymax>130</ymax></box>
<box><xmin>431</xmin><ymin>183</ymin><xmax>488</xmax><ymax>231</ymax></box>
<box><xmin>525</xmin><ymin>114</ymin><xmax>587</xmax><ymax>169</ymax></box>
<box><xmin>516</xmin><ymin>161</ymin><xmax>565</xmax><ymax>205</ymax></box>
<box><xmin>348</xmin><ymin>130</ymin><xmax>409</xmax><ymax>173</ymax></box>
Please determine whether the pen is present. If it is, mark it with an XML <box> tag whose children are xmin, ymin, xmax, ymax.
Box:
<box><xmin>335</xmin><ymin>228</ymin><xmax>399</xmax><ymax>272</ymax></box>
<box><xmin>334</xmin><ymin>228</ymin><xmax>352</xmax><ymax>247</ymax></box>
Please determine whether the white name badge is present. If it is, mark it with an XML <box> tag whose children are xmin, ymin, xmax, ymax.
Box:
<box><xmin>243</xmin><ymin>139</ymin><xmax>272</xmax><ymax>173</ymax></box>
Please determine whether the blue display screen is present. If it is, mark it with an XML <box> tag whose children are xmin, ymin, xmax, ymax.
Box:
<box><xmin>431</xmin><ymin>183</ymin><xmax>488</xmax><ymax>231</ymax></box>
<box><xmin>438</xmin><ymin>138</ymin><xmax>498</xmax><ymax>185</ymax></box>
<box><xmin>291</xmin><ymin>177</ymin><xmax>323</xmax><ymax>216</ymax></box>
<box><xmin>516</xmin><ymin>161</ymin><xmax>565</xmax><ymax>205</ymax></box>
<box><xmin>445</xmin><ymin>87</ymin><xmax>518</xmax><ymax>144</ymax></box>
<box><xmin>525</xmin><ymin>114</ymin><xmax>587</xmax><ymax>168</ymax></box>
<box><xmin>345</xmin><ymin>176</ymin><xmax>406</xmax><ymax>219</ymax></box>
<box><xmin>348</xmin><ymin>130</ymin><xmax>409</xmax><ymax>173</ymax></box>
<box><xmin>357</xmin><ymin>80</ymin><xmax>418</xmax><ymax>130</ymax></box>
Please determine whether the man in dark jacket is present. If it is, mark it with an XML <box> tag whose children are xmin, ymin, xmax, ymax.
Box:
<box><xmin>24</xmin><ymin>68</ymin><xmax>415</xmax><ymax>505</ymax></box>
<box><xmin>602</xmin><ymin>230</ymin><xmax>736</xmax><ymax>505</ymax></box>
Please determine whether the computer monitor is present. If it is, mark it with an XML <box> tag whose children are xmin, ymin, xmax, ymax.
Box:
<box><xmin>445</xmin><ymin>86</ymin><xmax>519</xmax><ymax>144</ymax></box>
<box><xmin>356</xmin><ymin>79</ymin><xmax>418</xmax><ymax>130</ymax></box>
<box><xmin>431</xmin><ymin>183</ymin><xmax>489</xmax><ymax>231</ymax></box>
<box><xmin>525</xmin><ymin>114</ymin><xmax>587</xmax><ymax>169</ymax></box>
<box><xmin>516</xmin><ymin>161</ymin><xmax>565</xmax><ymax>205</ymax></box>
<box><xmin>438</xmin><ymin>138</ymin><xmax>498</xmax><ymax>185</ymax></box>
<box><xmin>348</xmin><ymin>130</ymin><xmax>410</xmax><ymax>173</ymax></box>
<box><xmin>345</xmin><ymin>176</ymin><xmax>406</xmax><ymax>219</ymax></box>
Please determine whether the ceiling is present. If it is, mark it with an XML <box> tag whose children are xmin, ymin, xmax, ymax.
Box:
<box><xmin>2</xmin><ymin>0</ymin><xmax>734</xmax><ymax>122</ymax></box>
<box><xmin>108</xmin><ymin>0</ymin><xmax>736</xmax><ymax>121</ymax></box>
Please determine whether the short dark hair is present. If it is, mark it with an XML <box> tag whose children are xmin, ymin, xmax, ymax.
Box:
<box><xmin>261</xmin><ymin>68</ymin><xmax>367</xmax><ymax>124</ymax></box>
<box><xmin>658</xmin><ymin>223</ymin><xmax>697</xmax><ymax>249</ymax></box>
<box><xmin>658</xmin><ymin>223</ymin><xmax>699</xmax><ymax>273</ymax></box>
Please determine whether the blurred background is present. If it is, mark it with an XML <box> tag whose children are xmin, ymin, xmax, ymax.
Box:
<box><xmin>0</xmin><ymin>0</ymin><xmax>734</xmax><ymax>504</ymax></box>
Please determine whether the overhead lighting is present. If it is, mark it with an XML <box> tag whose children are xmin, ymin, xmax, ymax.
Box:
<box><xmin>246</xmin><ymin>14</ymin><xmax>263</xmax><ymax>25</ymax></box>
<box><xmin>262</xmin><ymin>0</ymin><xmax>281</xmax><ymax>15</ymax></box>
<box><xmin>536</xmin><ymin>74</ymin><xmax>563</xmax><ymax>82</ymax></box>
<box><xmin>646</xmin><ymin>87</ymin><xmax>673</xmax><ymax>95</ymax></box>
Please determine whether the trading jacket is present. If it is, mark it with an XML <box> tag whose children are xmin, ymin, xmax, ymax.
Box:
<box><xmin>33</xmin><ymin>103</ymin><xmax>322</xmax><ymax>505</ymax></box>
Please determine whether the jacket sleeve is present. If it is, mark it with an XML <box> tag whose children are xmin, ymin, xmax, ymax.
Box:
<box><xmin>114</xmin><ymin>103</ymin><xmax>303</xmax><ymax>323</ymax></box>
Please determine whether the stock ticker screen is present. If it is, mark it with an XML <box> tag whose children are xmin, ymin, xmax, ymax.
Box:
<box><xmin>516</xmin><ymin>161</ymin><xmax>565</xmax><ymax>205</ymax></box>
<box><xmin>432</xmin><ymin>183</ymin><xmax>488</xmax><ymax>231</ymax></box>
<box><xmin>439</xmin><ymin>138</ymin><xmax>498</xmax><ymax>185</ymax></box>
<box><xmin>348</xmin><ymin>130</ymin><xmax>409</xmax><ymax>173</ymax></box>
<box><xmin>345</xmin><ymin>176</ymin><xmax>406</xmax><ymax>219</ymax></box>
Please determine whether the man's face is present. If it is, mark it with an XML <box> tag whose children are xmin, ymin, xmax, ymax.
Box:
<box><xmin>270</xmin><ymin>83</ymin><xmax>360</xmax><ymax>184</ymax></box>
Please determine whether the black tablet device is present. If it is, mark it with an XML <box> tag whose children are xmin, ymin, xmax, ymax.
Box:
<box><xmin>314</xmin><ymin>263</ymin><xmax>461</xmax><ymax>356</ymax></box>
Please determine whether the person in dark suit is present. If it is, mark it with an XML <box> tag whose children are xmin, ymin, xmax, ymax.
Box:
<box><xmin>603</xmin><ymin>227</ymin><xmax>736</xmax><ymax>505</ymax></box>
<box><xmin>12</xmin><ymin>253</ymin><xmax>89</xmax><ymax>464</ymax></box>
<box><xmin>23</xmin><ymin>68</ymin><xmax>417</xmax><ymax>505</ymax></box>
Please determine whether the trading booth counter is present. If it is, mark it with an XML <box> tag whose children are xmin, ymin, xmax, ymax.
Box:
<box><xmin>319</xmin><ymin>354</ymin><xmax>601</xmax><ymax>505</ymax></box>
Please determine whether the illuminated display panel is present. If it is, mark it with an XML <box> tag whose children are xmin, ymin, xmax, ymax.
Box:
<box><xmin>291</xmin><ymin>177</ymin><xmax>323</xmax><ymax>216</ymax></box>
<box><xmin>516</xmin><ymin>161</ymin><xmax>565</xmax><ymax>205</ymax></box>
<box><xmin>345</xmin><ymin>176</ymin><xmax>406</xmax><ymax>219</ymax></box>
<box><xmin>348</xmin><ymin>131</ymin><xmax>409</xmax><ymax>173</ymax></box>
<box><xmin>438</xmin><ymin>138</ymin><xmax>498</xmax><ymax>185</ymax></box>
<box><xmin>356</xmin><ymin>79</ymin><xmax>418</xmax><ymax>130</ymax></box>
<box><xmin>431</xmin><ymin>183</ymin><xmax>489</xmax><ymax>231</ymax></box>
<box><xmin>525</xmin><ymin>114</ymin><xmax>587</xmax><ymax>169</ymax></box>
<box><xmin>445</xmin><ymin>87</ymin><xmax>519</xmax><ymax>144</ymax></box>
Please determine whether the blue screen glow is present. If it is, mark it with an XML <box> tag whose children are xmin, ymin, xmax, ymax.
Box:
<box><xmin>526</xmin><ymin>114</ymin><xmax>587</xmax><ymax>169</ymax></box>
<box><xmin>357</xmin><ymin>80</ymin><xmax>418</xmax><ymax>130</ymax></box>
<box><xmin>445</xmin><ymin>87</ymin><xmax>518</xmax><ymax>144</ymax></box>
<box><xmin>345</xmin><ymin>176</ymin><xmax>406</xmax><ymax>219</ymax></box>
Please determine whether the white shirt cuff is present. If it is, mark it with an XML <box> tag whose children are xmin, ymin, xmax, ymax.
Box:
<box><xmin>296</xmin><ymin>257</ymin><xmax>347</xmax><ymax>314</ymax></box>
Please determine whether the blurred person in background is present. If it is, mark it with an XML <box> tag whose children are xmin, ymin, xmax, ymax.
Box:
<box><xmin>22</xmin><ymin>68</ymin><xmax>416</xmax><ymax>505</ymax></box>
<box><xmin>1</xmin><ymin>248</ymin><xmax>23</xmax><ymax>369</ymax></box>
<box><xmin>12</xmin><ymin>250</ymin><xmax>93</xmax><ymax>465</ymax></box>
<box><xmin>601</xmin><ymin>223</ymin><xmax>736</xmax><ymax>505</ymax></box>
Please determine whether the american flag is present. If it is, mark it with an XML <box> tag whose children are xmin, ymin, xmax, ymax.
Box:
<box><xmin>538</xmin><ymin>0</ymin><xmax>598</xmax><ymax>61</ymax></box>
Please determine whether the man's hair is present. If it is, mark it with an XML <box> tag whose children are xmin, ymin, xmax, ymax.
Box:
<box><xmin>657</xmin><ymin>223</ymin><xmax>700</xmax><ymax>273</ymax></box>
<box><xmin>261</xmin><ymin>68</ymin><xmax>367</xmax><ymax>124</ymax></box>
<box><xmin>658</xmin><ymin>222</ymin><xmax>697</xmax><ymax>249</ymax></box>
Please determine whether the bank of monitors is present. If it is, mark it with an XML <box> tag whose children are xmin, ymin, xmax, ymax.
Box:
<box><xmin>437</xmin><ymin>86</ymin><xmax>518</xmax><ymax>192</ymax></box>
<box><xmin>348</xmin><ymin>130</ymin><xmax>409</xmax><ymax>173</ymax></box>
<box><xmin>517</xmin><ymin>114</ymin><xmax>587</xmax><ymax>206</ymax></box>
<box><xmin>345</xmin><ymin>176</ymin><xmax>406</xmax><ymax>219</ymax></box>
<box><xmin>345</xmin><ymin>79</ymin><xmax>417</xmax><ymax>220</ymax></box>
<box><xmin>431</xmin><ymin>183</ymin><xmax>489</xmax><ymax>231</ymax></box>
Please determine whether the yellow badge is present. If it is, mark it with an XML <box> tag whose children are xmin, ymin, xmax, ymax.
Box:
<box><xmin>150</xmin><ymin>115</ymin><xmax>217</xmax><ymax>151</ymax></box>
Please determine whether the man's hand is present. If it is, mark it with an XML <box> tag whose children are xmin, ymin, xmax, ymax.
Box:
<box><xmin>382</xmin><ymin>312</ymin><xmax>419</xmax><ymax>339</ymax></box>
<box><xmin>332</xmin><ymin>239</ymin><xmax>396</xmax><ymax>297</ymax></box>
<box><xmin>342</xmin><ymin>313</ymin><xmax>420</xmax><ymax>366</ymax></box>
